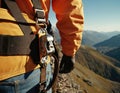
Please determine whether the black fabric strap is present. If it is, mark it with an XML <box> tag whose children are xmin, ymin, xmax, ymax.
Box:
<box><xmin>31</xmin><ymin>0</ymin><xmax>45</xmax><ymax>23</ymax></box>
<box><xmin>31</xmin><ymin>0</ymin><xmax>43</xmax><ymax>9</ymax></box>
<box><xmin>32</xmin><ymin>0</ymin><xmax>48</xmax><ymax>92</ymax></box>
<box><xmin>0</xmin><ymin>0</ymin><xmax>39</xmax><ymax>62</ymax></box>
<box><xmin>4</xmin><ymin>0</ymin><xmax>32</xmax><ymax>36</ymax></box>
<box><xmin>0</xmin><ymin>19</ymin><xmax>36</xmax><ymax>26</ymax></box>
<box><xmin>0</xmin><ymin>35</ymin><xmax>31</xmax><ymax>55</ymax></box>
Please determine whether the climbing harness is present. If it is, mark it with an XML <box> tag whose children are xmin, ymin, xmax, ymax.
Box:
<box><xmin>0</xmin><ymin>0</ymin><xmax>59</xmax><ymax>92</ymax></box>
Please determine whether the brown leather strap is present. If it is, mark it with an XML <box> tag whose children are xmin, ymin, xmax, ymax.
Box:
<box><xmin>40</xmin><ymin>66</ymin><xmax>47</xmax><ymax>93</ymax></box>
<box><xmin>0</xmin><ymin>0</ymin><xmax>1</xmax><ymax>7</ymax></box>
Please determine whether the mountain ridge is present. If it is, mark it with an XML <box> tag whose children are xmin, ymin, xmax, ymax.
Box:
<box><xmin>72</xmin><ymin>45</ymin><xmax>120</xmax><ymax>93</ymax></box>
<box><xmin>94</xmin><ymin>34</ymin><xmax>120</xmax><ymax>53</ymax></box>
<box><xmin>75</xmin><ymin>45</ymin><xmax>120</xmax><ymax>82</ymax></box>
<box><xmin>82</xmin><ymin>30</ymin><xmax>120</xmax><ymax>46</ymax></box>
<box><xmin>105</xmin><ymin>47</ymin><xmax>120</xmax><ymax>62</ymax></box>
<box><xmin>94</xmin><ymin>34</ymin><xmax>120</xmax><ymax>47</ymax></box>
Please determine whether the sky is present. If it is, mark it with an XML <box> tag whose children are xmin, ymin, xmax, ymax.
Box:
<box><xmin>49</xmin><ymin>0</ymin><xmax>120</xmax><ymax>32</ymax></box>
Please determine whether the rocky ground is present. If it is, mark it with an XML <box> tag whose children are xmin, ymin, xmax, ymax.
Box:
<box><xmin>54</xmin><ymin>74</ymin><xmax>85</xmax><ymax>93</ymax></box>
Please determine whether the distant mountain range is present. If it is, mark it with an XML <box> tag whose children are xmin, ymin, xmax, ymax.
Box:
<box><xmin>82</xmin><ymin>30</ymin><xmax>108</xmax><ymax>46</ymax></box>
<box><xmin>52</xmin><ymin>27</ymin><xmax>120</xmax><ymax>48</ymax></box>
<box><xmin>53</xmin><ymin>27</ymin><xmax>120</xmax><ymax>61</ymax></box>
<box><xmin>105</xmin><ymin>47</ymin><xmax>120</xmax><ymax>62</ymax></box>
<box><xmin>82</xmin><ymin>30</ymin><xmax>120</xmax><ymax>46</ymax></box>
<box><xmin>94</xmin><ymin>34</ymin><xmax>120</xmax><ymax>53</ymax></box>
<box><xmin>94</xmin><ymin>34</ymin><xmax>120</xmax><ymax>47</ymax></box>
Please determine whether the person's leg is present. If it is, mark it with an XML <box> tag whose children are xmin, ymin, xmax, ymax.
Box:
<box><xmin>0</xmin><ymin>63</ymin><xmax>53</xmax><ymax>93</ymax></box>
<box><xmin>46</xmin><ymin>63</ymin><xmax>53</xmax><ymax>93</ymax></box>
<box><xmin>0</xmin><ymin>69</ymin><xmax>40</xmax><ymax>93</ymax></box>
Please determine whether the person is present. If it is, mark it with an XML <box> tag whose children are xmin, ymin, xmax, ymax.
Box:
<box><xmin>0</xmin><ymin>0</ymin><xmax>84</xmax><ymax>93</ymax></box>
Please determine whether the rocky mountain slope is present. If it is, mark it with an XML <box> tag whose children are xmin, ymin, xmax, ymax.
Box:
<box><xmin>75</xmin><ymin>46</ymin><xmax>120</xmax><ymax>82</ymax></box>
<box><xmin>55</xmin><ymin>45</ymin><xmax>120</xmax><ymax>93</ymax></box>
<box><xmin>105</xmin><ymin>47</ymin><xmax>120</xmax><ymax>62</ymax></box>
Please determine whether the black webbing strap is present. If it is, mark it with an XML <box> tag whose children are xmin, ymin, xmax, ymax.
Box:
<box><xmin>32</xmin><ymin>0</ymin><xmax>43</xmax><ymax>9</ymax></box>
<box><xmin>0</xmin><ymin>19</ymin><xmax>36</xmax><ymax>26</ymax></box>
<box><xmin>0</xmin><ymin>0</ymin><xmax>1</xmax><ymax>7</ymax></box>
<box><xmin>0</xmin><ymin>35</ymin><xmax>31</xmax><ymax>55</ymax></box>
<box><xmin>31</xmin><ymin>0</ymin><xmax>47</xmax><ymax>92</ymax></box>
<box><xmin>31</xmin><ymin>0</ymin><xmax>46</xmax><ymax>24</ymax></box>
<box><xmin>31</xmin><ymin>1</ymin><xmax>59</xmax><ymax>92</ymax></box>
<box><xmin>0</xmin><ymin>0</ymin><xmax>39</xmax><ymax>61</ymax></box>
<box><xmin>4</xmin><ymin>0</ymin><xmax>32</xmax><ymax>36</ymax></box>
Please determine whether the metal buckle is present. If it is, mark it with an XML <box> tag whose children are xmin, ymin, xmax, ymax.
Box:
<box><xmin>40</xmin><ymin>81</ymin><xmax>46</xmax><ymax>86</ymax></box>
<box><xmin>35</xmin><ymin>9</ymin><xmax>46</xmax><ymax>24</ymax></box>
<box><xmin>46</xmin><ymin>35</ymin><xmax>55</xmax><ymax>54</ymax></box>
<box><xmin>41</xmin><ymin>56</ymin><xmax>48</xmax><ymax>64</ymax></box>
<box><xmin>36</xmin><ymin>18</ymin><xmax>46</xmax><ymax>24</ymax></box>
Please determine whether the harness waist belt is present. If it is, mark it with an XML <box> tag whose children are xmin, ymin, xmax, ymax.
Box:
<box><xmin>0</xmin><ymin>35</ymin><xmax>39</xmax><ymax>57</ymax></box>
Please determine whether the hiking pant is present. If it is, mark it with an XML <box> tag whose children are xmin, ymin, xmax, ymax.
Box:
<box><xmin>0</xmin><ymin>63</ymin><xmax>52</xmax><ymax>93</ymax></box>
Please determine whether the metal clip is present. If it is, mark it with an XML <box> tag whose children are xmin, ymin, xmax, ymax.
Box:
<box><xmin>46</xmin><ymin>34</ymin><xmax>55</xmax><ymax>54</ymax></box>
<box><xmin>35</xmin><ymin>9</ymin><xmax>46</xmax><ymax>24</ymax></box>
<box><xmin>36</xmin><ymin>18</ymin><xmax>46</xmax><ymax>24</ymax></box>
<box><xmin>41</xmin><ymin>56</ymin><xmax>48</xmax><ymax>64</ymax></box>
<box><xmin>38</xmin><ymin>28</ymin><xmax>55</xmax><ymax>55</ymax></box>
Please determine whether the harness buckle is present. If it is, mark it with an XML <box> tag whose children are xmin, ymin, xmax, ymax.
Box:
<box><xmin>35</xmin><ymin>9</ymin><xmax>46</xmax><ymax>24</ymax></box>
